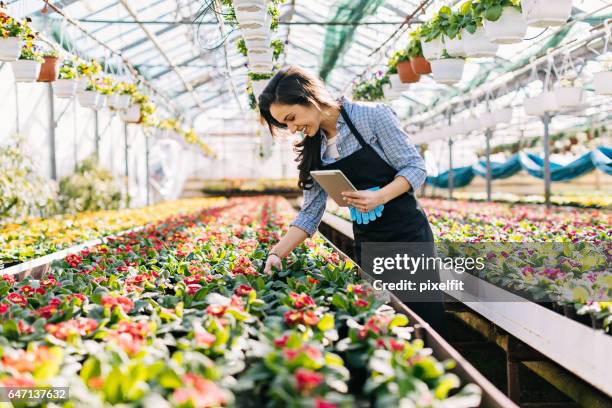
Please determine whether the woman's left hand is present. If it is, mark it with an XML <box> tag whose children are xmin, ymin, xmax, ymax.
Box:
<box><xmin>342</xmin><ymin>189</ymin><xmax>386</xmax><ymax>212</ymax></box>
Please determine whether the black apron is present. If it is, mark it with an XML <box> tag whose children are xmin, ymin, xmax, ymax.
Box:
<box><xmin>316</xmin><ymin>105</ymin><xmax>447</xmax><ymax>336</ymax></box>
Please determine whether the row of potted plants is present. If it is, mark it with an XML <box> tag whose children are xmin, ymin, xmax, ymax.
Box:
<box><xmin>0</xmin><ymin>196</ymin><xmax>482</xmax><ymax>406</ymax></box>
<box><xmin>434</xmin><ymin>191</ymin><xmax>612</xmax><ymax>210</ymax></box>
<box><xmin>0</xmin><ymin>197</ymin><xmax>226</xmax><ymax>269</ymax></box>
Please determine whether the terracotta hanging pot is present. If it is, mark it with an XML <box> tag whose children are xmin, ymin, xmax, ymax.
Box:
<box><xmin>38</xmin><ymin>56</ymin><xmax>59</xmax><ymax>82</ymax></box>
<box><xmin>410</xmin><ymin>56</ymin><xmax>432</xmax><ymax>75</ymax></box>
<box><xmin>397</xmin><ymin>61</ymin><xmax>420</xmax><ymax>83</ymax></box>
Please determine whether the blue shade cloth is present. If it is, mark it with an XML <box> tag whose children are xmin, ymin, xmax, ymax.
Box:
<box><xmin>426</xmin><ymin>166</ymin><xmax>475</xmax><ymax>188</ymax></box>
<box><xmin>591</xmin><ymin>147</ymin><xmax>612</xmax><ymax>176</ymax></box>
<box><xmin>472</xmin><ymin>154</ymin><xmax>522</xmax><ymax>179</ymax></box>
<box><xmin>426</xmin><ymin>147</ymin><xmax>611</xmax><ymax>188</ymax></box>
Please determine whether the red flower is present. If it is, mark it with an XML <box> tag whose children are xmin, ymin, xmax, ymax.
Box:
<box><xmin>195</xmin><ymin>328</ymin><xmax>216</xmax><ymax>347</ymax></box>
<box><xmin>294</xmin><ymin>368</ymin><xmax>323</xmax><ymax>395</ymax></box>
<box><xmin>315</xmin><ymin>398</ymin><xmax>338</xmax><ymax>408</ymax></box>
<box><xmin>274</xmin><ymin>335</ymin><xmax>289</xmax><ymax>348</ymax></box>
<box><xmin>1</xmin><ymin>274</ymin><xmax>16</xmax><ymax>286</ymax></box>
<box><xmin>7</xmin><ymin>292</ymin><xmax>27</xmax><ymax>307</ymax></box>
<box><xmin>206</xmin><ymin>304</ymin><xmax>227</xmax><ymax>317</ymax></box>
<box><xmin>172</xmin><ymin>374</ymin><xmax>227</xmax><ymax>407</ymax></box>
<box><xmin>20</xmin><ymin>285</ymin><xmax>34</xmax><ymax>295</ymax></box>
<box><xmin>302</xmin><ymin>310</ymin><xmax>319</xmax><ymax>326</ymax></box>
<box><xmin>17</xmin><ymin>320</ymin><xmax>33</xmax><ymax>335</ymax></box>
<box><xmin>184</xmin><ymin>274</ymin><xmax>206</xmax><ymax>285</ymax></box>
<box><xmin>234</xmin><ymin>284</ymin><xmax>254</xmax><ymax>297</ymax></box>
<box><xmin>40</xmin><ymin>276</ymin><xmax>59</xmax><ymax>288</ymax></box>
<box><xmin>307</xmin><ymin>276</ymin><xmax>320</xmax><ymax>285</ymax></box>
<box><xmin>354</xmin><ymin>299</ymin><xmax>369</xmax><ymax>308</ymax></box>
<box><xmin>101</xmin><ymin>295</ymin><xmax>134</xmax><ymax>313</ymax></box>
<box><xmin>187</xmin><ymin>284</ymin><xmax>202</xmax><ymax>296</ymax></box>
<box><xmin>0</xmin><ymin>304</ymin><xmax>8</xmax><ymax>314</ymax></box>
<box><xmin>36</xmin><ymin>304</ymin><xmax>58</xmax><ymax>319</ymax></box>
<box><xmin>65</xmin><ymin>253</ymin><xmax>82</xmax><ymax>268</ymax></box>
<box><xmin>45</xmin><ymin>318</ymin><xmax>98</xmax><ymax>340</ymax></box>
<box><xmin>284</xmin><ymin>310</ymin><xmax>302</xmax><ymax>326</ymax></box>
<box><xmin>68</xmin><ymin>293</ymin><xmax>86</xmax><ymax>304</ymax></box>
<box><xmin>283</xmin><ymin>348</ymin><xmax>300</xmax><ymax>361</ymax></box>
<box><xmin>289</xmin><ymin>292</ymin><xmax>316</xmax><ymax>309</ymax></box>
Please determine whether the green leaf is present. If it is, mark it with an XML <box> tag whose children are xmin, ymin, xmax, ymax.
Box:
<box><xmin>485</xmin><ymin>5</ymin><xmax>503</xmax><ymax>21</ymax></box>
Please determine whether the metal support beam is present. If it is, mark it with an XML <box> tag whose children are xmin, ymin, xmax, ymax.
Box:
<box><xmin>485</xmin><ymin>129</ymin><xmax>492</xmax><ymax>202</ymax></box>
<box><xmin>145</xmin><ymin>132</ymin><xmax>150</xmax><ymax>206</ymax></box>
<box><xmin>118</xmin><ymin>0</ymin><xmax>204</xmax><ymax>110</ymax></box>
<box><xmin>124</xmin><ymin>122</ymin><xmax>130</xmax><ymax>206</ymax></box>
<box><xmin>542</xmin><ymin>113</ymin><xmax>552</xmax><ymax>208</ymax></box>
<box><xmin>48</xmin><ymin>84</ymin><xmax>57</xmax><ymax>181</ymax></box>
<box><xmin>448</xmin><ymin>138</ymin><xmax>454</xmax><ymax>200</ymax></box>
<box><xmin>94</xmin><ymin>111</ymin><xmax>100</xmax><ymax>159</ymax></box>
<box><xmin>14</xmin><ymin>80</ymin><xmax>19</xmax><ymax>133</ymax></box>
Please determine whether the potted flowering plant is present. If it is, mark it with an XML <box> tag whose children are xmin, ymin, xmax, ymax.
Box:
<box><xmin>521</xmin><ymin>0</ymin><xmax>573</xmax><ymax>28</ymax></box>
<box><xmin>158</xmin><ymin>118</ymin><xmax>184</xmax><ymax>145</ymax></box>
<box><xmin>419</xmin><ymin>20</ymin><xmax>443</xmax><ymax>60</ymax></box>
<box><xmin>458</xmin><ymin>1</ymin><xmax>499</xmax><ymax>57</ymax></box>
<box><xmin>77</xmin><ymin>79</ymin><xmax>100</xmax><ymax>109</ymax></box>
<box><xmin>76</xmin><ymin>59</ymin><xmax>102</xmax><ymax>93</ymax></box>
<box><xmin>37</xmin><ymin>47</ymin><xmax>60</xmax><ymax>82</ymax></box>
<box><xmin>389</xmin><ymin>48</ymin><xmax>420</xmax><ymax>84</ymax></box>
<box><xmin>407</xmin><ymin>34</ymin><xmax>432</xmax><ymax>75</ymax></box>
<box><xmin>593</xmin><ymin>54</ymin><xmax>612</xmax><ymax>96</ymax></box>
<box><xmin>0</xmin><ymin>8</ymin><xmax>33</xmax><ymax>61</ymax></box>
<box><xmin>554</xmin><ymin>70</ymin><xmax>584</xmax><ymax>109</ymax></box>
<box><xmin>108</xmin><ymin>81</ymin><xmax>135</xmax><ymax>110</ymax></box>
<box><xmin>433</xmin><ymin>5</ymin><xmax>466</xmax><ymax>57</ymax></box>
<box><xmin>52</xmin><ymin>59</ymin><xmax>78</xmax><ymax>98</ymax></box>
<box><xmin>10</xmin><ymin>43</ymin><xmax>42</xmax><ymax>82</ymax></box>
<box><xmin>476</xmin><ymin>0</ymin><xmax>526</xmax><ymax>44</ymax></box>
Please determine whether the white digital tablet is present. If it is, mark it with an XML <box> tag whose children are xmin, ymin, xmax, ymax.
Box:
<box><xmin>310</xmin><ymin>170</ymin><xmax>357</xmax><ymax>207</ymax></box>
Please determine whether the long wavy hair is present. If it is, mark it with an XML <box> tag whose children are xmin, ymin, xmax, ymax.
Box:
<box><xmin>258</xmin><ymin>66</ymin><xmax>339</xmax><ymax>190</ymax></box>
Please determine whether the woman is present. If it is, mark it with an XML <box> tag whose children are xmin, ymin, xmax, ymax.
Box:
<box><xmin>259</xmin><ymin>66</ymin><xmax>446</xmax><ymax>335</ymax></box>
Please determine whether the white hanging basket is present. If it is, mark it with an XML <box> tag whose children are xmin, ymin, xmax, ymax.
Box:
<box><xmin>462</xmin><ymin>27</ymin><xmax>499</xmax><ymax>58</ymax></box>
<box><xmin>430</xmin><ymin>58</ymin><xmax>465</xmax><ymax>85</ymax></box>
<box><xmin>52</xmin><ymin>79</ymin><xmax>78</xmax><ymax>99</ymax></box>
<box><xmin>76</xmin><ymin>77</ymin><xmax>89</xmax><ymax>94</ymax></box>
<box><xmin>444</xmin><ymin>36</ymin><xmax>465</xmax><ymax>58</ymax></box>
<box><xmin>0</xmin><ymin>37</ymin><xmax>23</xmax><ymax>61</ymax></box>
<box><xmin>593</xmin><ymin>71</ymin><xmax>612</xmax><ymax>95</ymax></box>
<box><xmin>233</xmin><ymin>0</ymin><xmax>266</xmax><ymax>13</ymax></box>
<box><xmin>493</xmin><ymin>107</ymin><xmax>513</xmax><ymax>124</ymax></box>
<box><xmin>554</xmin><ymin>86</ymin><xmax>584</xmax><ymax>108</ymax></box>
<box><xmin>250</xmin><ymin>62</ymin><xmax>274</xmax><ymax>74</ymax></box>
<box><xmin>252</xmin><ymin>78</ymin><xmax>269</xmax><ymax>97</ymax></box>
<box><xmin>240</xmin><ymin>13</ymin><xmax>271</xmax><ymax>40</ymax></box>
<box><xmin>10</xmin><ymin>60</ymin><xmax>41</xmax><ymax>82</ymax></box>
<box><xmin>245</xmin><ymin>36</ymin><xmax>269</xmax><ymax>50</ymax></box>
<box><xmin>421</xmin><ymin>38</ymin><xmax>443</xmax><ymax>60</ymax></box>
<box><xmin>539</xmin><ymin>91</ymin><xmax>559</xmax><ymax>113</ymax></box>
<box><xmin>235</xmin><ymin>6</ymin><xmax>267</xmax><ymax>27</ymax></box>
<box><xmin>77</xmin><ymin>90</ymin><xmax>100</xmax><ymax>109</ymax></box>
<box><xmin>94</xmin><ymin>94</ymin><xmax>107</xmax><ymax>111</ymax></box>
<box><xmin>483</xmin><ymin>7</ymin><xmax>527</xmax><ymax>44</ymax></box>
<box><xmin>110</xmin><ymin>94</ymin><xmax>132</xmax><ymax>110</ymax></box>
<box><xmin>248</xmin><ymin>48</ymin><xmax>273</xmax><ymax>65</ymax></box>
<box><xmin>463</xmin><ymin>116</ymin><xmax>482</xmax><ymax>134</ymax></box>
<box><xmin>479</xmin><ymin>112</ymin><xmax>497</xmax><ymax>129</ymax></box>
<box><xmin>523</xmin><ymin>95</ymin><xmax>543</xmax><ymax>116</ymax></box>
<box><xmin>121</xmin><ymin>104</ymin><xmax>141</xmax><ymax>123</ymax></box>
<box><xmin>521</xmin><ymin>0</ymin><xmax>573</xmax><ymax>28</ymax></box>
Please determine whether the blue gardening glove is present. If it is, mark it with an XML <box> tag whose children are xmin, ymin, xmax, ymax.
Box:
<box><xmin>348</xmin><ymin>187</ymin><xmax>385</xmax><ymax>224</ymax></box>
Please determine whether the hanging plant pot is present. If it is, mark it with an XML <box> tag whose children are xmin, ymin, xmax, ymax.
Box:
<box><xmin>493</xmin><ymin>107</ymin><xmax>513</xmax><ymax>124</ymax></box>
<box><xmin>94</xmin><ymin>94</ymin><xmax>107</xmax><ymax>111</ymax></box>
<box><xmin>410</xmin><ymin>56</ymin><xmax>431</xmax><ymax>74</ymax></box>
<box><xmin>250</xmin><ymin>62</ymin><xmax>274</xmax><ymax>74</ymax></box>
<box><xmin>421</xmin><ymin>38</ymin><xmax>443</xmax><ymax>60</ymax></box>
<box><xmin>463</xmin><ymin>116</ymin><xmax>482</xmax><ymax>134</ymax></box>
<box><xmin>462</xmin><ymin>27</ymin><xmax>499</xmax><ymax>58</ymax></box>
<box><xmin>523</xmin><ymin>95</ymin><xmax>543</xmax><ymax>116</ymax></box>
<box><xmin>252</xmin><ymin>79</ymin><xmax>269</xmax><ymax>97</ymax></box>
<box><xmin>121</xmin><ymin>104</ymin><xmax>142</xmax><ymax>123</ymax></box>
<box><xmin>233</xmin><ymin>0</ymin><xmax>266</xmax><ymax>13</ymax></box>
<box><xmin>0</xmin><ymin>37</ymin><xmax>23</xmax><ymax>61</ymax></box>
<box><xmin>108</xmin><ymin>94</ymin><xmax>131</xmax><ymax>110</ymax></box>
<box><xmin>540</xmin><ymin>91</ymin><xmax>559</xmax><ymax>113</ymax></box>
<box><xmin>37</xmin><ymin>56</ymin><xmax>59</xmax><ymax>82</ymax></box>
<box><xmin>248</xmin><ymin>48</ymin><xmax>273</xmax><ymax>65</ymax></box>
<box><xmin>240</xmin><ymin>13</ymin><xmax>270</xmax><ymax>40</ymax></box>
<box><xmin>444</xmin><ymin>37</ymin><xmax>465</xmax><ymax>58</ymax></box>
<box><xmin>245</xmin><ymin>36</ymin><xmax>269</xmax><ymax>50</ymax></box>
<box><xmin>430</xmin><ymin>58</ymin><xmax>465</xmax><ymax>85</ymax></box>
<box><xmin>76</xmin><ymin>77</ymin><xmax>89</xmax><ymax>94</ymax></box>
<box><xmin>554</xmin><ymin>87</ymin><xmax>584</xmax><ymax>108</ymax></box>
<box><xmin>521</xmin><ymin>0</ymin><xmax>573</xmax><ymax>28</ymax></box>
<box><xmin>52</xmin><ymin>79</ymin><xmax>78</xmax><ymax>99</ymax></box>
<box><xmin>483</xmin><ymin>7</ymin><xmax>527</xmax><ymax>44</ymax></box>
<box><xmin>10</xmin><ymin>60</ymin><xmax>41</xmax><ymax>82</ymax></box>
<box><xmin>397</xmin><ymin>61</ymin><xmax>420</xmax><ymax>83</ymax></box>
<box><xmin>593</xmin><ymin>71</ymin><xmax>612</xmax><ymax>95</ymax></box>
<box><xmin>235</xmin><ymin>7</ymin><xmax>267</xmax><ymax>27</ymax></box>
<box><xmin>479</xmin><ymin>112</ymin><xmax>497</xmax><ymax>129</ymax></box>
<box><xmin>77</xmin><ymin>90</ymin><xmax>100</xmax><ymax>109</ymax></box>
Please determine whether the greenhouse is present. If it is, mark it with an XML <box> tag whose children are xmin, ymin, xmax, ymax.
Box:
<box><xmin>0</xmin><ymin>0</ymin><xmax>611</xmax><ymax>407</ymax></box>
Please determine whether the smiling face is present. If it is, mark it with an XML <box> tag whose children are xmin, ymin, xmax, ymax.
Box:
<box><xmin>269</xmin><ymin>102</ymin><xmax>322</xmax><ymax>137</ymax></box>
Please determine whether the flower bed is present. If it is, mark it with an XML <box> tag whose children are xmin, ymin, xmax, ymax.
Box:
<box><xmin>326</xmin><ymin>198</ymin><xmax>611</xmax><ymax>331</ymax></box>
<box><xmin>0</xmin><ymin>196</ymin><xmax>481</xmax><ymax>407</ymax></box>
<box><xmin>0</xmin><ymin>197</ymin><xmax>226</xmax><ymax>269</ymax></box>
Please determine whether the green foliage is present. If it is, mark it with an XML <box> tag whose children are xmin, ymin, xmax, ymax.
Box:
<box><xmin>58</xmin><ymin>156</ymin><xmax>122</xmax><ymax>214</ymax></box>
<box><xmin>58</xmin><ymin>59</ymin><xmax>77</xmax><ymax>79</ymax></box>
<box><xmin>248</xmin><ymin>71</ymin><xmax>274</xmax><ymax>81</ymax></box>
<box><xmin>407</xmin><ymin>36</ymin><xmax>423</xmax><ymax>58</ymax></box>
<box><xmin>473</xmin><ymin>0</ymin><xmax>521</xmax><ymax>22</ymax></box>
<box><xmin>388</xmin><ymin>48</ymin><xmax>410</xmax><ymax>68</ymax></box>
<box><xmin>0</xmin><ymin>134</ymin><xmax>56</xmax><ymax>221</ymax></box>
<box><xmin>271</xmin><ymin>39</ymin><xmax>284</xmax><ymax>60</ymax></box>
<box><xmin>236</xmin><ymin>37</ymin><xmax>247</xmax><ymax>57</ymax></box>
<box><xmin>18</xmin><ymin>44</ymin><xmax>43</xmax><ymax>62</ymax></box>
<box><xmin>352</xmin><ymin>75</ymin><xmax>388</xmax><ymax>101</ymax></box>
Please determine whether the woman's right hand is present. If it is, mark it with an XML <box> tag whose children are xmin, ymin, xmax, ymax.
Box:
<box><xmin>263</xmin><ymin>253</ymin><xmax>282</xmax><ymax>275</ymax></box>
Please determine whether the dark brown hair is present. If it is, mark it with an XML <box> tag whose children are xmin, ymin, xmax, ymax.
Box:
<box><xmin>258</xmin><ymin>66</ymin><xmax>339</xmax><ymax>190</ymax></box>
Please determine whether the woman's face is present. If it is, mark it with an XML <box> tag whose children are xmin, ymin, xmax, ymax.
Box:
<box><xmin>269</xmin><ymin>103</ymin><xmax>321</xmax><ymax>137</ymax></box>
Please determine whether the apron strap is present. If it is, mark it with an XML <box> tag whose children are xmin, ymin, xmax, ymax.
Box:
<box><xmin>340</xmin><ymin>105</ymin><xmax>369</xmax><ymax>149</ymax></box>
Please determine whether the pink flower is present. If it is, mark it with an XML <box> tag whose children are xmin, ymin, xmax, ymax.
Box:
<box><xmin>195</xmin><ymin>329</ymin><xmax>216</xmax><ymax>347</ymax></box>
<box><xmin>101</xmin><ymin>295</ymin><xmax>134</xmax><ymax>313</ymax></box>
<box><xmin>7</xmin><ymin>292</ymin><xmax>27</xmax><ymax>307</ymax></box>
<box><xmin>274</xmin><ymin>335</ymin><xmax>289</xmax><ymax>348</ymax></box>
<box><xmin>45</xmin><ymin>318</ymin><xmax>98</xmax><ymax>340</ymax></box>
<box><xmin>294</xmin><ymin>368</ymin><xmax>323</xmax><ymax>395</ymax></box>
<box><xmin>0</xmin><ymin>303</ymin><xmax>8</xmax><ymax>314</ymax></box>
<box><xmin>206</xmin><ymin>304</ymin><xmax>227</xmax><ymax>317</ymax></box>
<box><xmin>65</xmin><ymin>253</ymin><xmax>82</xmax><ymax>268</ymax></box>
<box><xmin>234</xmin><ymin>284</ymin><xmax>254</xmax><ymax>297</ymax></box>
<box><xmin>172</xmin><ymin>374</ymin><xmax>228</xmax><ymax>407</ymax></box>
<box><xmin>187</xmin><ymin>284</ymin><xmax>202</xmax><ymax>296</ymax></box>
<box><xmin>315</xmin><ymin>398</ymin><xmax>338</xmax><ymax>408</ymax></box>
<box><xmin>354</xmin><ymin>299</ymin><xmax>369</xmax><ymax>308</ymax></box>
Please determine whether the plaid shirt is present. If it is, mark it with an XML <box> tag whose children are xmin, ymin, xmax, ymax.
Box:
<box><xmin>291</xmin><ymin>99</ymin><xmax>427</xmax><ymax>236</ymax></box>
